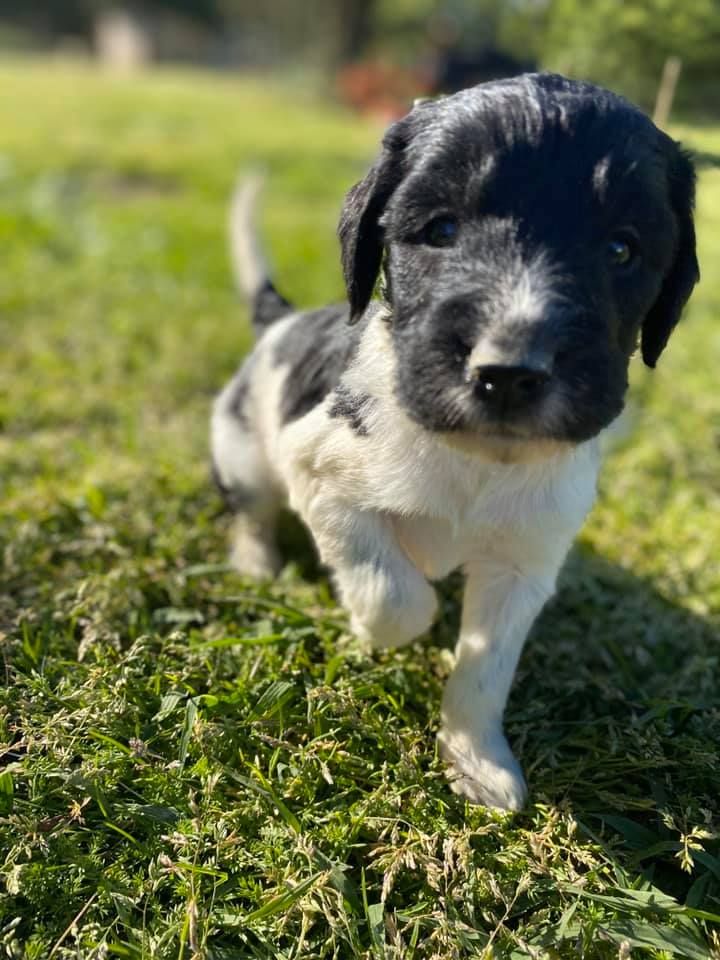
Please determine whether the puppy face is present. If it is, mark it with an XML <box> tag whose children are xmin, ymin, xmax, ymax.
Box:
<box><xmin>339</xmin><ymin>74</ymin><xmax>698</xmax><ymax>454</ymax></box>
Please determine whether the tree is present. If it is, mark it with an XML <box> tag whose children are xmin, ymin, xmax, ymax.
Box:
<box><xmin>540</xmin><ymin>0</ymin><xmax>720</xmax><ymax>111</ymax></box>
<box><xmin>0</xmin><ymin>0</ymin><xmax>223</xmax><ymax>45</ymax></box>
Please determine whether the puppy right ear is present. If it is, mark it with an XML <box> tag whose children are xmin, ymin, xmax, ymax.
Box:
<box><xmin>338</xmin><ymin>121</ymin><xmax>409</xmax><ymax>323</ymax></box>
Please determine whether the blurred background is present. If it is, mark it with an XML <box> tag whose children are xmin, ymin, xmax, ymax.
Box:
<box><xmin>1</xmin><ymin>10</ymin><xmax>719</xmax><ymax>955</ymax></box>
<box><xmin>1</xmin><ymin>0</ymin><xmax>719</xmax><ymax>121</ymax></box>
<box><xmin>1</xmin><ymin>0</ymin><xmax>719</xmax><ymax>489</ymax></box>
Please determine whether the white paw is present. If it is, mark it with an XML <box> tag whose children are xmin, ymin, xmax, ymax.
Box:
<box><xmin>438</xmin><ymin>730</ymin><xmax>527</xmax><ymax>811</ymax></box>
<box><xmin>348</xmin><ymin>575</ymin><xmax>437</xmax><ymax>650</ymax></box>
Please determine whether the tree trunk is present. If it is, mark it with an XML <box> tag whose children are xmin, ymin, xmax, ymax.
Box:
<box><xmin>335</xmin><ymin>0</ymin><xmax>376</xmax><ymax>63</ymax></box>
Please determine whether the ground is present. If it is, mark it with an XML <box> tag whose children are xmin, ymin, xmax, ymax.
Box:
<box><xmin>0</xmin><ymin>59</ymin><xmax>719</xmax><ymax>959</ymax></box>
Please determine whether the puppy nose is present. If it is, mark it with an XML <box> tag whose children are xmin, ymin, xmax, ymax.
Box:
<box><xmin>471</xmin><ymin>364</ymin><xmax>551</xmax><ymax>412</ymax></box>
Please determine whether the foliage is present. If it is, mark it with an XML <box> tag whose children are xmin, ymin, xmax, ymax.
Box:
<box><xmin>371</xmin><ymin>0</ymin><xmax>538</xmax><ymax>67</ymax></box>
<box><xmin>0</xmin><ymin>0</ymin><xmax>377</xmax><ymax>67</ymax></box>
<box><xmin>0</xmin><ymin>0</ymin><xmax>224</xmax><ymax>31</ymax></box>
<box><xmin>5</xmin><ymin>0</ymin><xmax>720</xmax><ymax>116</ymax></box>
<box><xmin>540</xmin><ymin>0</ymin><xmax>720</xmax><ymax>111</ymax></box>
<box><xmin>1</xmin><ymin>60</ymin><xmax>720</xmax><ymax>958</ymax></box>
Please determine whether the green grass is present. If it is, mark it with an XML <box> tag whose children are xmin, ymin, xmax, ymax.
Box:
<box><xmin>0</xmin><ymin>58</ymin><xmax>719</xmax><ymax>959</ymax></box>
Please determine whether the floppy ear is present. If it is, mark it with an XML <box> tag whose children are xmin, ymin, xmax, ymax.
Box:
<box><xmin>338</xmin><ymin>120</ymin><xmax>410</xmax><ymax>323</ymax></box>
<box><xmin>641</xmin><ymin>146</ymin><xmax>700</xmax><ymax>367</ymax></box>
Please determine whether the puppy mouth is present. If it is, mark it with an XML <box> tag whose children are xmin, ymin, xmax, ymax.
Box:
<box><xmin>434</xmin><ymin>379</ymin><xmax>574</xmax><ymax>461</ymax></box>
<box><xmin>442</xmin><ymin>420</ymin><xmax>572</xmax><ymax>463</ymax></box>
<box><xmin>453</xmin><ymin>385</ymin><xmax>559</xmax><ymax>439</ymax></box>
<box><xmin>465</xmin><ymin>419</ymin><xmax>559</xmax><ymax>446</ymax></box>
<box><xmin>468</xmin><ymin>423</ymin><xmax>536</xmax><ymax>442</ymax></box>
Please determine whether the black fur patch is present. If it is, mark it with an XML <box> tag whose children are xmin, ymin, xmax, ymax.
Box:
<box><xmin>252</xmin><ymin>279</ymin><xmax>293</xmax><ymax>333</ymax></box>
<box><xmin>273</xmin><ymin>304</ymin><xmax>367</xmax><ymax>424</ymax></box>
<box><xmin>227</xmin><ymin>356</ymin><xmax>254</xmax><ymax>426</ymax></box>
<box><xmin>328</xmin><ymin>384</ymin><xmax>374</xmax><ymax>436</ymax></box>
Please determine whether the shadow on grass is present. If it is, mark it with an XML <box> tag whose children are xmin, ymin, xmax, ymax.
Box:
<box><xmin>264</xmin><ymin>514</ymin><xmax>718</xmax><ymax>883</ymax></box>
<box><xmin>506</xmin><ymin>543</ymin><xmax>719</xmax><ymax>907</ymax></box>
<box><xmin>199</xmin><ymin>501</ymin><xmax>719</xmax><ymax>913</ymax></box>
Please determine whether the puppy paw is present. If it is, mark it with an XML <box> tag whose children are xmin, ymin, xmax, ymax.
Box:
<box><xmin>347</xmin><ymin>573</ymin><xmax>437</xmax><ymax>650</ymax></box>
<box><xmin>438</xmin><ymin>730</ymin><xmax>527</xmax><ymax>811</ymax></box>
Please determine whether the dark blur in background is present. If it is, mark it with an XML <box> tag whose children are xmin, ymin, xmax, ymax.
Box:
<box><xmin>0</xmin><ymin>0</ymin><xmax>718</xmax><ymax>121</ymax></box>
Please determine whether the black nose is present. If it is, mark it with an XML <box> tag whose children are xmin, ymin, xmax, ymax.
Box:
<box><xmin>471</xmin><ymin>364</ymin><xmax>551</xmax><ymax>414</ymax></box>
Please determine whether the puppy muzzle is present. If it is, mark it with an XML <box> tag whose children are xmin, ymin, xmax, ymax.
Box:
<box><xmin>468</xmin><ymin>363</ymin><xmax>552</xmax><ymax>416</ymax></box>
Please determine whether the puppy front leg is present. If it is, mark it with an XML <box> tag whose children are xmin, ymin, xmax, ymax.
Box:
<box><xmin>302</xmin><ymin>495</ymin><xmax>437</xmax><ymax>650</ymax></box>
<box><xmin>439</xmin><ymin>553</ymin><xmax>563</xmax><ymax>810</ymax></box>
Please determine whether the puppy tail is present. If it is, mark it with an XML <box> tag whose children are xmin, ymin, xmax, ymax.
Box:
<box><xmin>229</xmin><ymin>173</ymin><xmax>293</xmax><ymax>333</ymax></box>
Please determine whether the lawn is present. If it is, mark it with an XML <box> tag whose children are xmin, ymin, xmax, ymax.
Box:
<box><xmin>0</xmin><ymin>58</ymin><xmax>719</xmax><ymax>959</ymax></box>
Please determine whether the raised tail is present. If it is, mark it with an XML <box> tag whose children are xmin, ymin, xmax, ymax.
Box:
<box><xmin>229</xmin><ymin>174</ymin><xmax>293</xmax><ymax>334</ymax></box>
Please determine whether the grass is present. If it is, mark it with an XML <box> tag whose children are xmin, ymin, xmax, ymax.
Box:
<box><xmin>0</xmin><ymin>58</ymin><xmax>719</xmax><ymax>959</ymax></box>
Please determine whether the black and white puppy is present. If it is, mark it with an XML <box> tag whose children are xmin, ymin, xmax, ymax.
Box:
<box><xmin>211</xmin><ymin>73</ymin><xmax>699</xmax><ymax>810</ymax></box>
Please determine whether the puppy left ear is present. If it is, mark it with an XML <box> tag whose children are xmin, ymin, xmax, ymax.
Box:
<box><xmin>338</xmin><ymin>119</ymin><xmax>410</xmax><ymax>323</ymax></box>
<box><xmin>641</xmin><ymin>146</ymin><xmax>700</xmax><ymax>367</ymax></box>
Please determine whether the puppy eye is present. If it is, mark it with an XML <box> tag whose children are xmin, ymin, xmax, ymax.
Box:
<box><xmin>421</xmin><ymin>216</ymin><xmax>459</xmax><ymax>248</ymax></box>
<box><xmin>607</xmin><ymin>231</ymin><xmax>639</xmax><ymax>268</ymax></box>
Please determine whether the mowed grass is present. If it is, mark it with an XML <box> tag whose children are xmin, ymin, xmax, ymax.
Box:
<box><xmin>0</xmin><ymin>58</ymin><xmax>719</xmax><ymax>960</ymax></box>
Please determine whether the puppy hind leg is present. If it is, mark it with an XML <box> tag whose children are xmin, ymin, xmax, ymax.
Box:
<box><xmin>228</xmin><ymin>497</ymin><xmax>282</xmax><ymax>581</ymax></box>
<box><xmin>211</xmin><ymin>395</ymin><xmax>281</xmax><ymax>580</ymax></box>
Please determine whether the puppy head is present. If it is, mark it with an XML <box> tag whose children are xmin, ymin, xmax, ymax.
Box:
<box><xmin>338</xmin><ymin>74</ymin><xmax>699</xmax><ymax>457</ymax></box>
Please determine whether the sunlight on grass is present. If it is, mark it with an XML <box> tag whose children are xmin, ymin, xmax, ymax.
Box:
<box><xmin>0</xmin><ymin>59</ymin><xmax>718</xmax><ymax>959</ymax></box>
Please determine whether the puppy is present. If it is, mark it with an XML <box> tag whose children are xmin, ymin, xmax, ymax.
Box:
<box><xmin>211</xmin><ymin>73</ymin><xmax>698</xmax><ymax>810</ymax></box>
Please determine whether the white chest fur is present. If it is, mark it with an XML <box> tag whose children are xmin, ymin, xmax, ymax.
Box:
<box><xmin>388</xmin><ymin>437</ymin><xmax>600</xmax><ymax>581</ymax></box>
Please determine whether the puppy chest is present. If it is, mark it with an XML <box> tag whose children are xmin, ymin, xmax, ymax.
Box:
<box><xmin>390</xmin><ymin>514</ymin><xmax>475</xmax><ymax>580</ymax></box>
